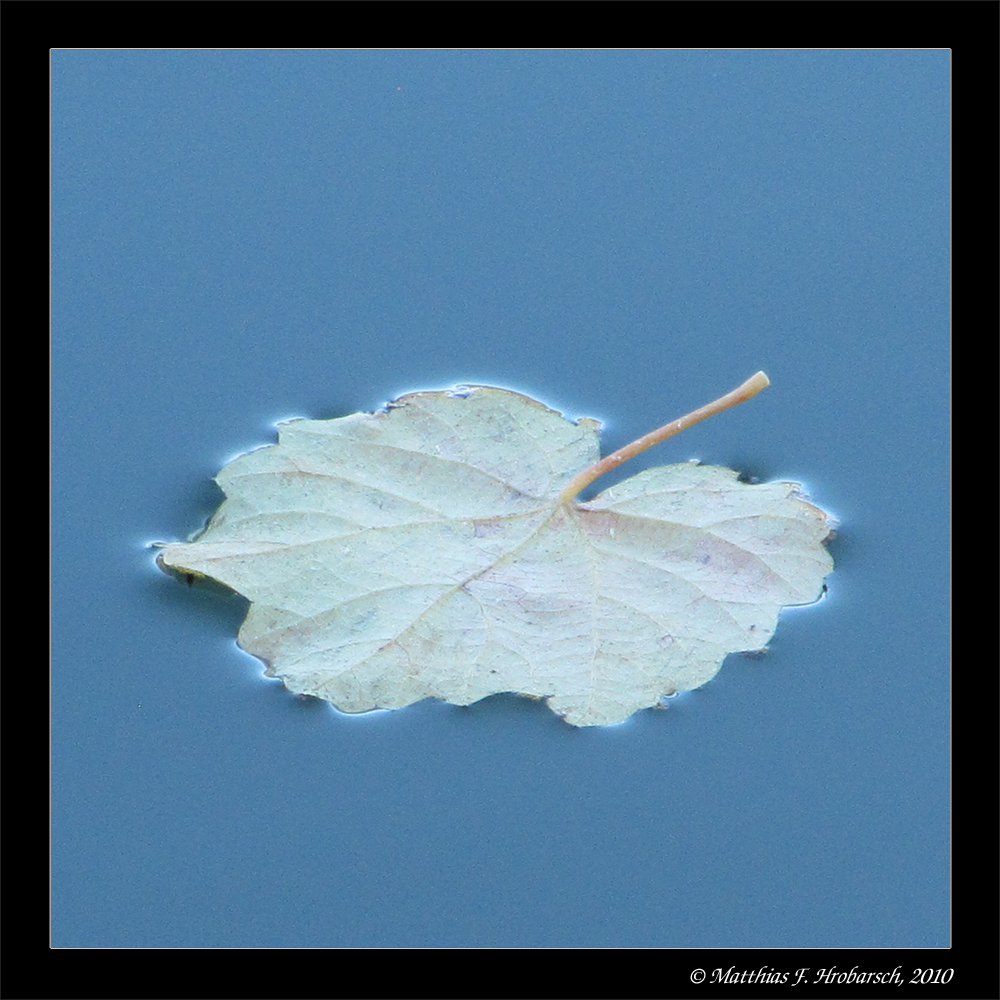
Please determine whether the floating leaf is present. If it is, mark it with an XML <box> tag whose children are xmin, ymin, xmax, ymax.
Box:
<box><xmin>158</xmin><ymin>374</ymin><xmax>834</xmax><ymax>726</ymax></box>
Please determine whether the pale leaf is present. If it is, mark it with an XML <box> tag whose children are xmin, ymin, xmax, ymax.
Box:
<box><xmin>158</xmin><ymin>378</ymin><xmax>834</xmax><ymax>726</ymax></box>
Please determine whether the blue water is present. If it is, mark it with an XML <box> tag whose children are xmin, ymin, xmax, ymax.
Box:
<box><xmin>52</xmin><ymin>49</ymin><xmax>948</xmax><ymax>948</ymax></box>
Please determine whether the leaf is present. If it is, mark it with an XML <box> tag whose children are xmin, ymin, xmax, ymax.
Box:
<box><xmin>158</xmin><ymin>374</ymin><xmax>834</xmax><ymax>727</ymax></box>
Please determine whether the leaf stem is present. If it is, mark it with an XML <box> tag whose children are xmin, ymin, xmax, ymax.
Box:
<box><xmin>558</xmin><ymin>371</ymin><xmax>770</xmax><ymax>503</ymax></box>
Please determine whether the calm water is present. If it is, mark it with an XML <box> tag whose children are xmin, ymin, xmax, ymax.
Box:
<box><xmin>53</xmin><ymin>49</ymin><xmax>948</xmax><ymax>950</ymax></box>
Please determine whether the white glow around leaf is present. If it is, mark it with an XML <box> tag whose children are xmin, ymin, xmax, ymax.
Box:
<box><xmin>159</xmin><ymin>377</ymin><xmax>834</xmax><ymax>727</ymax></box>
